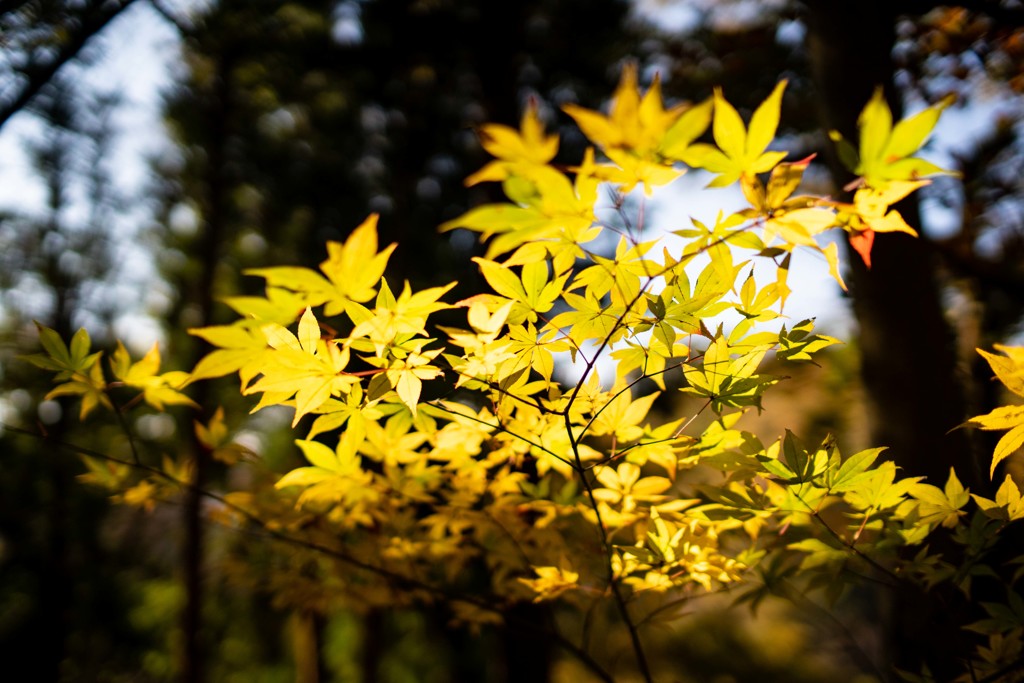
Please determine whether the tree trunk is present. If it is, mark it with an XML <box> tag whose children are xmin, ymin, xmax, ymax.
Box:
<box><xmin>180</xmin><ymin>46</ymin><xmax>236</xmax><ymax>683</ymax></box>
<box><xmin>292</xmin><ymin>610</ymin><xmax>326</xmax><ymax>683</ymax></box>
<box><xmin>803</xmin><ymin>0</ymin><xmax>972</xmax><ymax>486</ymax></box>
<box><xmin>803</xmin><ymin>1</ymin><xmax>973</xmax><ymax>677</ymax></box>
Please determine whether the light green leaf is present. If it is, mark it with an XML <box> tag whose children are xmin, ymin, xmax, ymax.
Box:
<box><xmin>830</xmin><ymin>447</ymin><xmax>885</xmax><ymax>492</ymax></box>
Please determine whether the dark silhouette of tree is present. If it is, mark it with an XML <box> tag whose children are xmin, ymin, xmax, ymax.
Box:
<box><xmin>0</xmin><ymin>0</ymin><xmax>141</xmax><ymax>128</ymax></box>
<box><xmin>0</xmin><ymin>82</ymin><xmax>152</xmax><ymax>682</ymax></box>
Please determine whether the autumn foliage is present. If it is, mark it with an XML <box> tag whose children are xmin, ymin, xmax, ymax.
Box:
<box><xmin>23</xmin><ymin>67</ymin><xmax>1024</xmax><ymax>682</ymax></box>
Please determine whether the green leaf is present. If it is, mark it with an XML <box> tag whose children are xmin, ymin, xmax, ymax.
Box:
<box><xmin>828</xmin><ymin>130</ymin><xmax>859</xmax><ymax>173</ymax></box>
<box><xmin>757</xmin><ymin>453</ymin><xmax>796</xmax><ymax>481</ymax></box>
<box><xmin>777</xmin><ymin>319</ymin><xmax>840</xmax><ymax>363</ymax></box>
<box><xmin>788</xmin><ymin>538</ymin><xmax>847</xmax><ymax>570</ymax></box>
<box><xmin>69</xmin><ymin>328</ymin><xmax>90</xmax><ymax>363</ymax></box>
<box><xmin>23</xmin><ymin>323</ymin><xmax>102</xmax><ymax>380</ymax></box>
<box><xmin>781</xmin><ymin>430</ymin><xmax>809</xmax><ymax>482</ymax></box>
<box><xmin>37</xmin><ymin>322</ymin><xmax>71</xmax><ymax>365</ymax></box>
<box><xmin>830</xmin><ymin>447</ymin><xmax>885</xmax><ymax>492</ymax></box>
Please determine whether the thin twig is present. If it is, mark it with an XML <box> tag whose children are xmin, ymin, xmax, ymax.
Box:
<box><xmin>106</xmin><ymin>391</ymin><xmax>143</xmax><ymax>467</ymax></box>
<box><xmin>634</xmin><ymin>583</ymin><xmax>734</xmax><ymax>628</ymax></box>
<box><xmin>566</xmin><ymin>411</ymin><xmax>654</xmax><ymax>683</ymax></box>
<box><xmin>791</xmin><ymin>489</ymin><xmax>903</xmax><ymax>587</ymax></box>
<box><xmin>426</xmin><ymin>400</ymin><xmax>578</xmax><ymax>472</ymax></box>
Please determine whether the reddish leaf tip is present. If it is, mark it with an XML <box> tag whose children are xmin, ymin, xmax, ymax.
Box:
<box><xmin>792</xmin><ymin>153</ymin><xmax>817</xmax><ymax>168</ymax></box>
<box><xmin>850</xmin><ymin>229</ymin><xmax>875</xmax><ymax>269</ymax></box>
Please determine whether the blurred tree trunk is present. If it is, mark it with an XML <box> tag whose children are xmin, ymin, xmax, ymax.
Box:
<box><xmin>179</xmin><ymin>45</ymin><xmax>236</xmax><ymax>683</ymax></box>
<box><xmin>502</xmin><ymin>603</ymin><xmax>553</xmax><ymax>683</ymax></box>
<box><xmin>2</xmin><ymin>83</ymin><xmax>122</xmax><ymax>682</ymax></box>
<box><xmin>361</xmin><ymin>611</ymin><xmax>383</xmax><ymax>683</ymax></box>
<box><xmin>292</xmin><ymin>610</ymin><xmax>326</xmax><ymax>683</ymax></box>
<box><xmin>803</xmin><ymin>0</ymin><xmax>973</xmax><ymax>487</ymax></box>
<box><xmin>35</xmin><ymin>99</ymin><xmax>77</xmax><ymax>683</ymax></box>
<box><xmin>803</xmin><ymin>1</ymin><xmax>974</xmax><ymax>677</ymax></box>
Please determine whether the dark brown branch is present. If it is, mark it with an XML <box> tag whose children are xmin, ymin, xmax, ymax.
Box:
<box><xmin>0</xmin><ymin>0</ymin><xmax>140</xmax><ymax>130</ymax></box>
<box><xmin>147</xmin><ymin>0</ymin><xmax>193</xmax><ymax>35</ymax></box>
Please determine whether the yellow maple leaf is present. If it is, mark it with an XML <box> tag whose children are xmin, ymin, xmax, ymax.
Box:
<box><xmin>244</xmin><ymin>308</ymin><xmax>360</xmax><ymax>425</ymax></box>
<box><xmin>383</xmin><ymin>347</ymin><xmax>444</xmax><ymax>413</ymax></box>
<box><xmin>466</xmin><ymin>98</ymin><xmax>558</xmax><ymax>185</ymax></box>
<box><xmin>111</xmin><ymin>342</ymin><xmax>198</xmax><ymax>411</ymax></box>
<box><xmin>965</xmin><ymin>346</ymin><xmax>1024</xmax><ymax>477</ymax></box>
<box><xmin>680</xmin><ymin>81</ymin><xmax>788</xmax><ymax>188</ymax></box>
<box><xmin>443</xmin><ymin>161</ymin><xmax>599</xmax><ymax>259</ymax></box>
<box><xmin>589</xmin><ymin>383</ymin><xmax>661</xmax><ymax>443</ymax></box>
<box><xmin>563</xmin><ymin>63</ymin><xmax>685</xmax><ymax>155</ymax></box>
<box><xmin>318</xmin><ymin>214</ymin><xmax>397</xmax><ymax>312</ymax></box>
<box><xmin>188</xmin><ymin>322</ymin><xmax>269</xmax><ymax>387</ymax></box>
<box><xmin>848</xmin><ymin>88</ymin><xmax>955</xmax><ymax>186</ymax></box>
<box><xmin>350</xmin><ymin>278</ymin><xmax>454</xmax><ymax>350</ymax></box>
<box><xmin>246</xmin><ymin>215</ymin><xmax>395</xmax><ymax>315</ymax></box>
<box><xmin>563</xmin><ymin>64</ymin><xmax>693</xmax><ymax>193</ymax></box>
<box><xmin>518</xmin><ymin>565</ymin><xmax>579</xmax><ymax>603</ymax></box>
<box><xmin>43</xmin><ymin>359</ymin><xmax>112</xmax><ymax>419</ymax></box>
<box><xmin>830</xmin><ymin>180</ymin><xmax>925</xmax><ymax>267</ymax></box>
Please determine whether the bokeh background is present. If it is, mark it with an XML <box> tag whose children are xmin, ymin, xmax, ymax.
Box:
<box><xmin>2</xmin><ymin>1</ymin><xmax>1024</xmax><ymax>681</ymax></box>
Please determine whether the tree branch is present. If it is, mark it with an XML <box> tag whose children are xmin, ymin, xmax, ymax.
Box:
<box><xmin>0</xmin><ymin>0</ymin><xmax>141</xmax><ymax>130</ymax></box>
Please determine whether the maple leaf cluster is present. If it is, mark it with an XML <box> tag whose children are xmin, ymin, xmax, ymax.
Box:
<box><xmin>25</xmin><ymin>67</ymin><xmax>1024</xmax><ymax>683</ymax></box>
